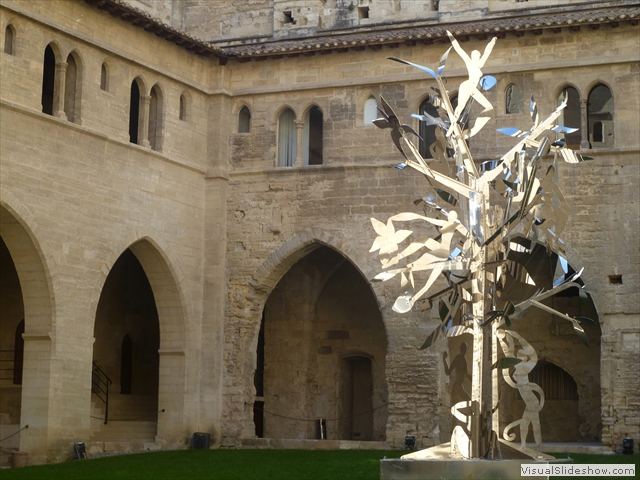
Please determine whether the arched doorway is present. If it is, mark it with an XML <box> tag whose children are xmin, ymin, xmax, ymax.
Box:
<box><xmin>340</xmin><ymin>355</ymin><xmax>374</xmax><ymax>441</ymax></box>
<box><xmin>254</xmin><ymin>245</ymin><xmax>387</xmax><ymax>441</ymax></box>
<box><xmin>92</xmin><ymin>248</ymin><xmax>160</xmax><ymax>432</ymax></box>
<box><xmin>0</xmin><ymin>204</ymin><xmax>54</xmax><ymax>460</ymax></box>
<box><xmin>0</xmin><ymin>237</ymin><xmax>24</xmax><ymax>426</ymax></box>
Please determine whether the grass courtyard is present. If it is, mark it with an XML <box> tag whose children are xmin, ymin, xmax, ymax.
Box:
<box><xmin>1</xmin><ymin>449</ymin><xmax>638</xmax><ymax>480</ymax></box>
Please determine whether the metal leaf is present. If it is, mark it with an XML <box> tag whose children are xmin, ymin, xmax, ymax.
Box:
<box><xmin>576</xmin><ymin>315</ymin><xmax>597</xmax><ymax>326</ymax></box>
<box><xmin>419</xmin><ymin>324</ymin><xmax>444</xmax><ymax>350</ymax></box>
<box><xmin>492</xmin><ymin>357</ymin><xmax>522</xmax><ymax>369</ymax></box>
<box><xmin>388</xmin><ymin>57</ymin><xmax>438</xmax><ymax>79</ymax></box>
<box><xmin>436</xmin><ymin>189</ymin><xmax>459</xmax><ymax>206</ymax></box>
<box><xmin>439</xmin><ymin>300</ymin><xmax>450</xmax><ymax>322</ymax></box>
<box><xmin>571</xmin><ymin>320</ymin><xmax>590</xmax><ymax>348</ymax></box>
<box><xmin>438</xmin><ymin>47</ymin><xmax>452</xmax><ymax>75</ymax></box>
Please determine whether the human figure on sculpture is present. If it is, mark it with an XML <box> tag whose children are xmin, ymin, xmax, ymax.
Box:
<box><xmin>446</xmin><ymin>31</ymin><xmax>496</xmax><ymax>131</ymax></box>
<box><xmin>497</xmin><ymin>329</ymin><xmax>545</xmax><ymax>451</ymax></box>
<box><xmin>443</xmin><ymin>341</ymin><xmax>470</xmax><ymax>406</ymax></box>
<box><xmin>444</xmin><ymin>341</ymin><xmax>473</xmax><ymax>458</ymax></box>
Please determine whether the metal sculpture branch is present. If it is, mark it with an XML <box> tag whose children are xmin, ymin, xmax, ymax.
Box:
<box><xmin>370</xmin><ymin>32</ymin><xmax>595</xmax><ymax>459</ymax></box>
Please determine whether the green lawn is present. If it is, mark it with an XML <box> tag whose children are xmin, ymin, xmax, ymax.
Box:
<box><xmin>1</xmin><ymin>450</ymin><xmax>637</xmax><ymax>480</ymax></box>
<box><xmin>2</xmin><ymin>449</ymin><xmax>405</xmax><ymax>480</ymax></box>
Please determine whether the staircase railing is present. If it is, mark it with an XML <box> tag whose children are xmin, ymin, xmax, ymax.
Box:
<box><xmin>91</xmin><ymin>362</ymin><xmax>112</xmax><ymax>424</ymax></box>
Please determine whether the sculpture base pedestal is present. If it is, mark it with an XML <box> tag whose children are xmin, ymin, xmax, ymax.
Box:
<box><xmin>380</xmin><ymin>441</ymin><xmax>573</xmax><ymax>480</ymax></box>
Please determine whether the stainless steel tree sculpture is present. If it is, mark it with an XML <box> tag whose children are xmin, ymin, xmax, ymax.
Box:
<box><xmin>370</xmin><ymin>32</ymin><xmax>595</xmax><ymax>460</ymax></box>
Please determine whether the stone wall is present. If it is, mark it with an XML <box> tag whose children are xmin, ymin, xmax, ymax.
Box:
<box><xmin>220</xmin><ymin>22</ymin><xmax>639</xmax><ymax>449</ymax></box>
<box><xmin>0</xmin><ymin>0</ymin><xmax>223</xmax><ymax>463</ymax></box>
<box><xmin>0</xmin><ymin>0</ymin><xmax>638</xmax><ymax>463</ymax></box>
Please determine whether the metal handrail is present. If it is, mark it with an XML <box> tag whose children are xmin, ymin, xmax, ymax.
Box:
<box><xmin>91</xmin><ymin>362</ymin><xmax>112</xmax><ymax>424</ymax></box>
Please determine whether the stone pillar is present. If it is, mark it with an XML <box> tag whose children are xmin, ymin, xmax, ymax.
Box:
<box><xmin>54</xmin><ymin>62</ymin><xmax>67</xmax><ymax>120</ymax></box>
<box><xmin>139</xmin><ymin>95</ymin><xmax>151</xmax><ymax>148</ymax></box>
<box><xmin>295</xmin><ymin>119</ymin><xmax>304</xmax><ymax>166</ymax></box>
<box><xmin>580</xmin><ymin>99</ymin><xmax>590</xmax><ymax>150</ymax></box>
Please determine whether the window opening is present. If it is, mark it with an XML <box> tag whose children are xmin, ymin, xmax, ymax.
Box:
<box><xmin>179</xmin><ymin>94</ymin><xmax>187</xmax><ymax>121</ymax></box>
<box><xmin>277</xmin><ymin>109</ymin><xmax>296</xmax><ymax>167</ymax></box>
<box><xmin>64</xmin><ymin>53</ymin><xmax>77</xmax><ymax>122</ymax></box>
<box><xmin>129</xmin><ymin>80</ymin><xmax>140</xmax><ymax>144</ymax></box>
<box><xmin>4</xmin><ymin>25</ymin><xmax>15</xmax><ymax>55</ymax></box>
<box><xmin>283</xmin><ymin>11</ymin><xmax>295</xmax><ymax>24</ymax></box>
<box><xmin>358</xmin><ymin>6</ymin><xmax>370</xmax><ymax>19</ymax></box>
<box><xmin>238</xmin><ymin>106</ymin><xmax>251</xmax><ymax>133</ymax></box>
<box><xmin>557</xmin><ymin>86</ymin><xmax>581</xmax><ymax>149</ymax></box>
<box><xmin>41</xmin><ymin>45</ymin><xmax>56</xmax><ymax>115</ymax></box>
<box><xmin>364</xmin><ymin>96</ymin><xmax>378</xmax><ymax>125</ymax></box>
<box><xmin>100</xmin><ymin>63</ymin><xmax>108</xmax><ymax>91</ymax></box>
<box><xmin>588</xmin><ymin>84</ymin><xmax>613</xmax><ymax>148</ymax></box>
<box><xmin>303</xmin><ymin>106</ymin><xmax>323</xmax><ymax>165</ymax></box>
<box><xmin>148</xmin><ymin>85</ymin><xmax>162</xmax><ymax>151</ymax></box>
<box><xmin>505</xmin><ymin>84</ymin><xmax>522</xmax><ymax>114</ymax></box>
<box><xmin>418</xmin><ymin>98</ymin><xmax>439</xmax><ymax>159</ymax></box>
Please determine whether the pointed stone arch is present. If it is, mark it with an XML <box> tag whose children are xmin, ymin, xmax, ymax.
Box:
<box><xmin>0</xmin><ymin>200</ymin><xmax>56</xmax><ymax>458</ymax></box>
<box><xmin>92</xmin><ymin>236</ymin><xmax>189</xmax><ymax>440</ymax></box>
<box><xmin>247</xmin><ymin>230</ymin><xmax>388</xmax><ymax>442</ymax></box>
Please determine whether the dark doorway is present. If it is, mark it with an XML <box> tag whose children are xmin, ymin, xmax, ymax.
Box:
<box><xmin>93</xmin><ymin>248</ymin><xmax>159</xmax><ymax>421</ymax></box>
<box><xmin>120</xmin><ymin>334</ymin><xmax>133</xmax><ymax>395</ymax></box>
<box><xmin>341</xmin><ymin>356</ymin><xmax>374</xmax><ymax>441</ymax></box>
<box><xmin>13</xmin><ymin>320</ymin><xmax>24</xmax><ymax>385</ymax></box>
<box><xmin>253</xmin><ymin>314</ymin><xmax>265</xmax><ymax>438</ymax></box>
<box><xmin>259</xmin><ymin>245</ymin><xmax>387</xmax><ymax>440</ymax></box>
<box><xmin>0</xmin><ymin>235</ymin><xmax>25</xmax><ymax>424</ymax></box>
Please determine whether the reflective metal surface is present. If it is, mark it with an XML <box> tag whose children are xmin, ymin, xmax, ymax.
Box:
<box><xmin>370</xmin><ymin>33</ymin><xmax>596</xmax><ymax>461</ymax></box>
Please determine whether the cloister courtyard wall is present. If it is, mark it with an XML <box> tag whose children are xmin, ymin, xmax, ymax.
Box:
<box><xmin>0</xmin><ymin>0</ymin><xmax>638</xmax><ymax>465</ymax></box>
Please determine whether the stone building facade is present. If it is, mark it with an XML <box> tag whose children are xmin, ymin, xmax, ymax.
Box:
<box><xmin>0</xmin><ymin>0</ymin><xmax>638</xmax><ymax>465</ymax></box>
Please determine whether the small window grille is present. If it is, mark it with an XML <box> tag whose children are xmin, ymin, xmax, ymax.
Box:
<box><xmin>529</xmin><ymin>361</ymin><xmax>578</xmax><ymax>401</ymax></box>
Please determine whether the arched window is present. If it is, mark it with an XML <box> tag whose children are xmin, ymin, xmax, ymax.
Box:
<box><xmin>4</xmin><ymin>24</ymin><xmax>15</xmax><ymax>55</ymax></box>
<box><xmin>238</xmin><ymin>106</ymin><xmax>251</xmax><ymax>133</ymax></box>
<box><xmin>363</xmin><ymin>96</ymin><xmax>378</xmax><ymax>125</ymax></box>
<box><xmin>100</xmin><ymin>62</ymin><xmax>108</xmax><ymax>91</ymax></box>
<box><xmin>64</xmin><ymin>53</ymin><xmax>79</xmax><ymax>123</ymax></box>
<box><xmin>41</xmin><ymin>45</ymin><xmax>56</xmax><ymax>115</ymax></box>
<box><xmin>148</xmin><ymin>84</ymin><xmax>163</xmax><ymax>151</ymax></box>
<box><xmin>588</xmin><ymin>84</ymin><xmax>613</xmax><ymax>148</ymax></box>
<box><xmin>277</xmin><ymin>108</ymin><xmax>296</xmax><ymax>167</ymax></box>
<box><xmin>557</xmin><ymin>86</ymin><xmax>581</xmax><ymax>149</ymax></box>
<box><xmin>179</xmin><ymin>93</ymin><xmax>188</xmax><ymax>121</ymax></box>
<box><xmin>418</xmin><ymin>97</ymin><xmax>439</xmax><ymax>159</ymax></box>
<box><xmin>303</xmin><ymin>106</ymin><xmax>323</xmax><ymax>165</ymax></box>
<box><xmin>529</xmin><ymin>360</ymin><xmax>578</xmax><ymax>401</ymax></box>
<box><xmin>505</xmin><ymin>84</ymin><xmax>522</xmax><ymax>114</ymax></box>
<box><xmin>128</xmin><ymin>79</ymin><xmax>141</xmax><ymax>144</ymax></box>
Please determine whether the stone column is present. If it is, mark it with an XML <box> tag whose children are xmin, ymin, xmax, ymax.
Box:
<box><xmin>580</xmin><ymin>99</ymin><xmax>590</xmax><ymax>150</ymax></box>
<box><xmin>295</xmin><ymin>119</ymin><xmax>304</xmax><ymax>166</ymax></box>
<box><xmin>54</xmin><ymin>62</ymin><xmax>67</xmax><ymax>119</ymax></box>
<box><xmin>139</xmin><ymin>95</ymin><xmax>151</xmax><ymax>148</ymax></box>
